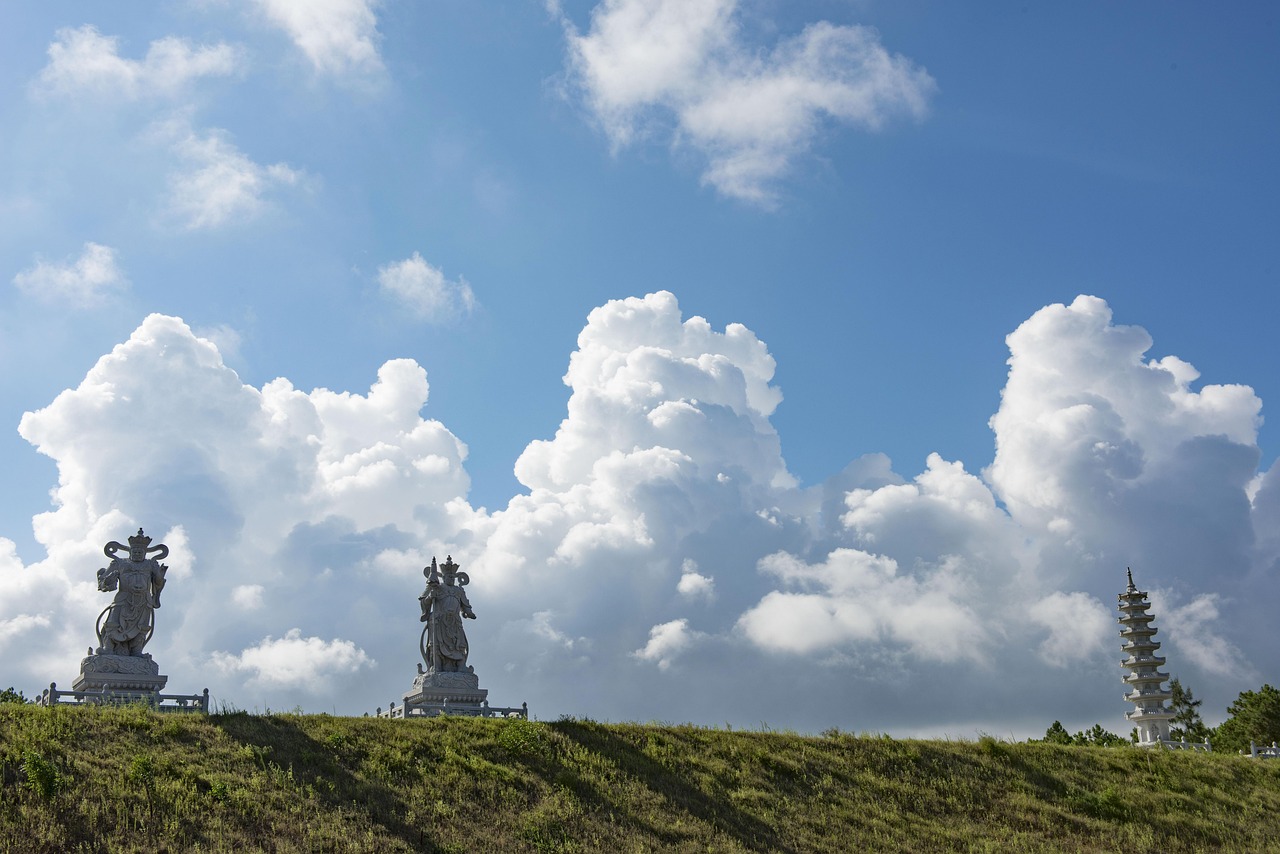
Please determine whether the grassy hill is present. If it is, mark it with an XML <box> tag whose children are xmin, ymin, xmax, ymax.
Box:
<box><xmin>2</xmin><ymin>703</ymin><xmax>1280</xmax><ymax>852</ymax></box>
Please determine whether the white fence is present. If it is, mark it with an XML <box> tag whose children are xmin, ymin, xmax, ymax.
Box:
<box><xmin>376</xmin><ymin>698</ymin><xmax>528</xmax><ymax>719</ymax></box>
<box><xmin>1160</xmin><ymin>738</ymin><xmax>1211</xmax><ymax>752</ymax></box>
<box><xmin>1248</xmin><ymin>741</ymin><xmax>1280</xmax><ymax>759</ymax></box>
<box><xmin>38</xmin><ymin>682</ymin><xmax>210</xmax><ymax>713</ymax></box>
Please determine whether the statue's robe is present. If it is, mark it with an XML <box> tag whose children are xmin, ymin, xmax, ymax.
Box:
<box><xmin>102</xmin><ymin>558</ymin><xmax>164</xmax><ymax>651</ymax></box>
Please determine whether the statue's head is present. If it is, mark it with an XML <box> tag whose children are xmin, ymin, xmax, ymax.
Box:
<box><xmin>442</xmin><ymin>555</ymin><xmax>459</xmax><ymax>582</ymax></box>
<box><xmin>128</xmin><ymin>528</ymin><xmax>152</xmax><ymax>562</ymax></box>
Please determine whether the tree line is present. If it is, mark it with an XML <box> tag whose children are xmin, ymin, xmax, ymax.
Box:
<box><xmin>1038</xmin><ymin>680</ymin><xmax>1280</xmax><ymax>753</ymax></box>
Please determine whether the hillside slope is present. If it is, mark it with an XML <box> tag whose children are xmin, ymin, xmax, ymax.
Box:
<box><xmin>2</xmin><ymin>704</ymin><xmax>1279</xmax><ymax>852</ymax></box>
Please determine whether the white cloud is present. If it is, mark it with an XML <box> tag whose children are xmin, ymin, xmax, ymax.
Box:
<box><xmin>193</xmin><ymin>324</ymin><xmax>244</xmax><ymax>362</ymax></box>
<box><xmin>232</xmin><ymin>584</ymin><xmax>265</xmax><ymax>610</ymax></box>
<box><xmin>633</xmin><ymin>618</ymin><xmax>704</xmax><ymax>670</ymax></box>
<box><xmin>253</xmin><ymin>0</ymin><xmax>384</xmax><ymax>76</ymax></box>
<box><xmin>1</xmin><ymin>291</ymin><xmax>1275</xmax><ymax>735</ymax></box>
<box><xmin>157</xmin><ymin>119</ymin><xmax>303</xmax><ymax>230</ymax></box>
<box><xmin>0</xmin><ymin>613</ymin><xmax>52</xmax><ymax>647</ymax></box>
<box><xmin>738</xmin><ymin>549</ymin><xmax>990</xmax><ymax>664</ymax></box>
<box><xmin>1027</xmin><ymin>592</ymin><xmax>1112</xmax><ymax>666</ymax></box>
<box><xmin>13</xmin><ymin>242</ymin><xmax>126</xmax><ymax>307</ymax></box>
<box><xmin>212</xmin><ymin>628</ymin><xmax>373</xmax><ymax>689</ymax></box>
<box><xmin>987</xmin><ymin>295</ymin><xmax>1261</xmax><ymax>537</ymax></box>
<box><xmin>34</xmin><ymin>25</ymin><xmax>242</xmax><ymax>99</ymax></box>
<box><xmin>560</xmin><ymin>0</ymin><xmax>935</xmax><ymax>203</ymax></box>
<box><xmin>377</xmin><ymin>252</ymin><xmax>477</xmax><ymax>322</ymax></box>
<box><xmin>1153</xmin><ymin>590</ymin><xmax>1250</xmax><ymax>680</ymax></box>
<box><xmin>6</xmin><ymin>313</ymin><xmax>476</xmax><ymax>706</ymax></box>
<box><xmin>676</xmin><ymin>558</ymin><xmax>715</xmax><ymax>601</ymax></box>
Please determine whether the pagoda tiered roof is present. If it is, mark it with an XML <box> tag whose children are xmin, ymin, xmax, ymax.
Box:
<box><xmin>1118</xmin><ymin>568</ymin><xmax>1176</xmax><ymax>746</ymax></box>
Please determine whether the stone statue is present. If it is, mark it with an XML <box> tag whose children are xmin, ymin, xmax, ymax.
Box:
<box><xmin>95</xmin><ymin>529</ymin><xmax>168</xmax><ymax>657</ymax></box>
<box><xmin>419</xmin><ymin>555</ymin><xmax>475</xmax><ymax>673</ymax></box>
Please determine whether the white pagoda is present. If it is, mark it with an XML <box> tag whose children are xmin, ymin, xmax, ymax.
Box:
<box><xmin>1118</xmin><ymin>568</ymin><xmax>1173</xmax><ymax>746</ymax></box>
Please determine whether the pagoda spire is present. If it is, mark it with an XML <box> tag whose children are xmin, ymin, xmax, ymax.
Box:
<box><xmin>1118</xmin><ymin>568</ymin><xmax>1173</xmax><ymax>746</ymax></box>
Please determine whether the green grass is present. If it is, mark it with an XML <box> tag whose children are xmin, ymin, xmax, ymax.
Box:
<box><xmin>3</xmin><ymin>704</ymin><xmax>1280</xmax><ymax>852</ymax></box>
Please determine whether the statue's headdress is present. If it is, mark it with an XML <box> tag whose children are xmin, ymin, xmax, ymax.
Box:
<box><xmin>424</xmin><ymin>555</ymin><xmax>468</xmax><ymax>586</ymax></box>
<box><xmin>105</xmin><ymin>528</ymin><xmax>170</xmax><ymax>561</ymax></box>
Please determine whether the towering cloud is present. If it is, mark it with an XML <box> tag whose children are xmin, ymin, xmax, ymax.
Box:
<box><xmin>1</xmin><ymin>293</ymin><xmax>1274</xmax><ymax>733</ymax></box>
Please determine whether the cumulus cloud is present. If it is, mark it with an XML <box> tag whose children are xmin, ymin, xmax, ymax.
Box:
<box><xmin>232</xmin><ymin>584</ymin><xmax>266</xmax><ymax>610</ymax></box>
<box><xmin>6</xmin><ymin>313</ymin><xmax>475</xmax><ymax>707</ymax></box>
<box><xmin>34</xmin><ymin>25</ymin><xmax>242</xmax><ymax>99</ymax></box>
<box><xmin>212</xmin><ymin>628</ymin><xmax>373</xmax><ymax>689</ymax></box>
<box><xmin>738</xmin><ymin>548</ymin><xmax>990</xmax><ymax>664</ymax></box>
<box><xmin>377</xmin><ymin>252</ymin><xmax>477</xmax><ymax>322</ymax></box>
<box><xmin>156</xmin><ymin>119</ymin><xmax>303</xmax><ymax>230</ymax></box>
<box><xmin>676</xmin><ymin>558</ymin><xmax>715</xmax><ymax>601</ymax></box>
<box><xmin>1153</xmin><ymin>591</ymin><xmax>1250</xmax><ymax>680</ymax></box>
<box><xmin>633</xmin><ymin>618</ymin><xmax>704</xmax><ymax>670</ymax></box>
<box><xmin>1027</xmin><ymin>592</ymin><xmax>1112</xmax><ymax>666</ymax></box>
<box><xmin>13</xmin><ymin>242</ymin><xmax>126</xmax><ymax>307</ymax></box>
<box><xmin>559</xmin><ymin>0</ymin><xmax>935</xmax><ymax>203</ymax></box>
<box><xmin>253</xmin><ymin>0</ymin><xmax>384</xmax><ymax>76</ymax></box>
<box><xmin>1</xmin><ymin>291</ymin><xmax>1275</xmax><ymax>735</ymax></box>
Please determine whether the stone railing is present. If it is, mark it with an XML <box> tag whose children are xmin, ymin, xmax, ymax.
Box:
<box><xmin>1248</xmin><ymin>741</ymin><xmax>1280</xmax><ymax>759</ymax></box>
<box><xmin>1160</xmin><ymin>737</ymin><xmax>1211</xmax><ymax>752</ymax></box>
<box><xmin>38</xmin><ymin>682</ymin><xmax>210</xmax><ymax>713</ymax></box>
<box><xmin>376</xmin><ymin>698</ymin><xmax>528</xmax><ymax>720</ymax></box>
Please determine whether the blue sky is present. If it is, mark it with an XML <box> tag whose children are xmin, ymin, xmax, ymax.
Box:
<box><xmin>1</xmin><ymin>2</ymin><xmax>1277</xmax><ymax>736</ymax></box>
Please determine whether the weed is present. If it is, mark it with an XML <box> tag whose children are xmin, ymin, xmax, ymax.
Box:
<box><xmin>499</xmin><ymin>718</ymin><xmax>550</xmax><ymax>758</ymax></box>
<box><xmin>20</xmin><ymin>750</ymin><xmax>63</xmax><ymax>801</ymax></box>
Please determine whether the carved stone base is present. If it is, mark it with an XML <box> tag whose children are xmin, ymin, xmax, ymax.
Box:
<box><xmin>403</xmin><ymin>668</ymin><xmax>488</xmax><ymax>711</ymax></box>
<box><xmin>73</xmin><ymin>653</ymin><xmax>168</xmax><ymax>695</ymax></box>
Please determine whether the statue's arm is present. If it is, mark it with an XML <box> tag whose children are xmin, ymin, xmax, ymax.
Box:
<box><xmin>460</xmin><ymin>590</ymin><xmax>476</xmax><ymax>620</ymax></box>
<box><xmin>96</xmin><ymin>563</ymin><xmax>119</xmax><ymax>592</ymax></box>
<box><xmin>152</xmin><ymin>564</ymin><xmax>167</xmax><ymax>608</ymax></box>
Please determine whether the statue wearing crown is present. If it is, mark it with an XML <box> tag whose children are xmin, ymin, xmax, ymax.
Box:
<box><xmin>419</xmin><ymin>555</ymin><xmax>475</xmax><ymax>674</ymax></box>
<box><xmin>95</xmin><ymin>528</ymin><xmax>169</xmax><ymax>657</ymax></box>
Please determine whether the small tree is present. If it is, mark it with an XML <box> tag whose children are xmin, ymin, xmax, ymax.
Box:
<box><xmin>1168</xmin><ymin>677</ymin><xmax>1210</xmax><ymax>742</ymax></box>
<box><xmin>1213</xmin><ymin>684</ymin><xmax>1280</xmax><ymax>754</ymax></box>
<box><xmin>1036</xmin><ymin>721</ymin><xmax>1127</xmax><ymax>747</ymax></box>
<box><xmin>0</xmin><ymin>687</ymin><xmax>26</xmax><ymax>704</ymax></box>
<box><xmin>1076</xmin><ymin>723</ymin><xmax>1128</xmax><ymax>747</ymax></box>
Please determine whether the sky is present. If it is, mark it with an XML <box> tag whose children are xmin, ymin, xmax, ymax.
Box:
<box><xmin>0</xmin><ymin>1</ymin><xmax>1277</xmax><ymax>738</ymax></box>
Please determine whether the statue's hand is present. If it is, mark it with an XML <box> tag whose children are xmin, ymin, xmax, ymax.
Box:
<box><xmin>463</xmin><ymin>609</ymin><xmax>476</xmax><ymax>620</ymax></box>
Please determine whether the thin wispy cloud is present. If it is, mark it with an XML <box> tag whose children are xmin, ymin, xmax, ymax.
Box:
<box><xmin>33</xmin><ymin>25</ymin><xmax>242</xmax><ymax>100</ymax></box>
<box><xmin>377</xmin><ymin>252</ymin><xmax>477</xmax><ymax>322</ymax></box>
<box><xmin>156</xmin><ymin>118</ymin><xmax>304</xmax><ymax>230</ymax></box>
<box><xmin>13</xmin><ymin>242</ymin><xmax>127</xmax><ymax>307</ymax></box>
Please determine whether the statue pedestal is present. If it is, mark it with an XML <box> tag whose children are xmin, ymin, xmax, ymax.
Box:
<box><xmin>399</xmin><ymin>669</ymin><xmax>488</xmax><ymax>715</ymax></box>
<box><xmin>72</xmin><ymin>653</ymin><xmax>168</xmax><ymax>700</ymax></box>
